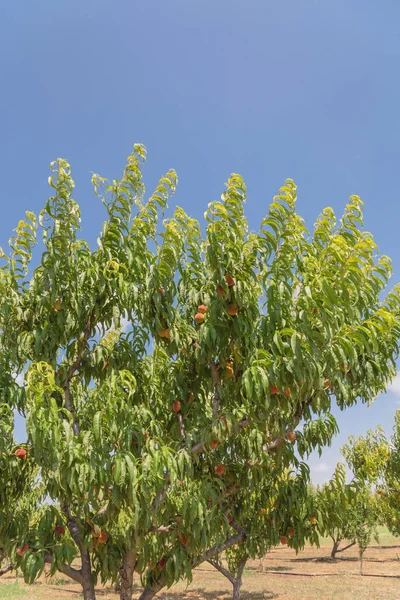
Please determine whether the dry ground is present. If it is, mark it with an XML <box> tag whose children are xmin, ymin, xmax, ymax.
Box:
<box><xmin>1</xmin><ymin>530</ymin><xmax>400</xmax><ymax>600</ymax></box>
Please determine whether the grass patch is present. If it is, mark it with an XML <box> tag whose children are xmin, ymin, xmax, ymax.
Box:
<box><xmin>0</xmin><ymin>582</ymin><xmax>31</xmax><ymax>599</ymax></box>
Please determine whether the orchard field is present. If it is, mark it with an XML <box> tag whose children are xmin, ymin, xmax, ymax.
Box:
<box><xmin>1</xmin><ymin>530</ymin><xmax>400</xmax><ymax>600</ymax></box>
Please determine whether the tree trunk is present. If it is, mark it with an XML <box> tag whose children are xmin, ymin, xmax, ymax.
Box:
<box><xmin>138</xmin><ymin>530</ymin><xmax>246</xmax><ymax>600</ymax></box>
<box><xmin>63</xmin><ymin>504</ymin><xmax>95</xmax><ymax>600</ymax></box>
<box><xmin>137</xmin><ymin>589</ymin><xmax>159</xmax><ymax>600</ymax></box>
<box><xmin>81</xmin><ymin>549</ymin><xmax>96</xmax><ymax>600</ymax></box>
<box><xmin>232</xmin><ymin>555</ymin><xmax>247</xmax><ymax>600</ymax></box>
<box><xmin>232</xmin><ymin>580</ymin><xmax>241</xmax><ymax>600</ymax></box>
<box><xmin>119</xmin><ymin>550</ymin><xmax>136</xmax><ymax>600</ymax></box>
<box><xmin>331</xmin><ymin>539</ymin><xmax>340</xmax><ymax>559</ymax></box>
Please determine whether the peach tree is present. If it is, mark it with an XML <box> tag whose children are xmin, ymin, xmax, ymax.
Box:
<box><xmin>0</xmin><ymin>145</ymin><xmax>399</xmax><ymax>600</ymax></box>
<box><xmin>315</xmin><ymin>464</ymin><xmax>381</xmax><ymax>561</ymax></box>
<box><xmin>344</xmin><ymin>413</ymin><xmax>400</xmax><ymax>537</ymax></box>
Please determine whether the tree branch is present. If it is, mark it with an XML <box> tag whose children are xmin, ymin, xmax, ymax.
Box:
<box><xmin>137</xmin><ymin>530</ymin><xmax>247</xmax><ymax>600</ymax></box>
<box><xmin>176</xmin><ymin>413</ymin><xmax>186</xmax><ymax>444</ymax></box>
<box><xmin>146</xmin><ymin>525</ymin><xmax>174</xmax><ymax>534</ymax></box>
<box><xmin>195</xmin><ymin>530</ymin><xmax>246</xmax><ymax>567</ymax></box>
<box><xmin>336</xmin><ymin>540</ymin><xmax>356</xmax><ymax>553</ymax></box>
<box><xmin>237</xmin><ymin>554</ymin><xmax>248</xmax><ymax>581</ymax></box>
<box><xmin>208</xmin><ymin>559</ymin><xmax>236</xmax><ymax>585</ymax></box>
<box><xmin>62</xmin><ymin>503</ymin><xmax>84</xmax><ymax>553</ymax></box>
<box><xmin>45</xmin><ymin>553</ymin><xmax>83</xmax><ymax>585</ymax></box>
<box><xmin>63</xmin><ymin>312</ymin><xmax>94</xmax><ymax>437</ymax></box>
<box><xmin>0</xmin><ymin>562</ymin><xmax>13</xmax><ymax>577</ymax></box>
<box><xmin>210</xmin><ymin>362</ymin><xmax>221</xmax><ymax>420</ymax></box>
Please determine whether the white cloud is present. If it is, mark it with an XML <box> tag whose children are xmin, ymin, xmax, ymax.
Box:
<box><xmin>388</xmin><ymin>372</ymin><xmax>400</xmax><ymax>399</ymax></box>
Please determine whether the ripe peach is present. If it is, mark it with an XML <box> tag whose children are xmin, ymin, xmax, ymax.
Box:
<box><xmin>280</xmin><ymin>535</ymin><xmax>288</xmax><ymax>545</ymax></box>
<box><xmin>216</xmin><ymin>285</ymin><xmax>225</xmax><ymax>297</ymax></box>
<box><xmin>55</xmin><ymin>524</ymin><xmax>65</xmax><ymax>536</ymax></box>
<box><xmin>158</xmin><ymin>287</ymin><xmax>165</xmax><ymax>295</ymax></box>
<box><xmin>270</xmin><ymin>385</ymin><xmax>279</xmax><ymax>395</ymax></box>
<box><xmin>16</xmin><ymin>543</ymin><xmax>29</xmax><ymax>557</ymax></box>
<box><xmin>227</xmin><ymin>304</ymin><xmax>239</xmax><ymax>317</ymax></box>
<box><xmin>224</xmin><ymin>362</ymin><xmax>234</xmax><ymax>379</ymax></box>
<box><xmin>215</xmin><ymin>464</ymin><xmax>225</xmax><ymax>476</ymax></box>
<box><xmin>179</xmin><ymin>534</ymin><xmax>189</xmax><ymax>546</ymax></box>
<box><xmin>284</xmin><ymin>389</ymin><xmax>290</xmax><ymax>398</ymax></box>
<box><xmin>198</xmin><ymin>304</ymin><xmax>208</xmax><ymax>314</ymax></box>
<box><xmin>158</xmin><ymin>557</ymin><xmax>167</xmax><ymax>570</ymax></box>
<box><xmin>324</xmin><ymin>378</ymin><xmax>334</xmax><ymax>390</ymax></box>
<box><xmin>225</xmin><ymin>274</ymin><xmax>234</xmax><ymax>287</ymax></box>
<box><xmin>286</xmin><ymin>431</ymin><xmax>296</xmax><ymax>443</ymax></box>
<box><xmin>210</xmin><ymin>439</ymin><xmax>220</xmax><ymax>450</ymax></box>
<box><xmin>98</xmin><ymin>530</ymin><xmax>109</xmax><ymax>544</ymax></box>
<box><xmin>157</xmin><ymin>328</ymin><xmax>171</xmax><ymax>340</ymax></box>
<box><xmin>288</xmin><ymin>528</ymin><xmax>295</xmax><ymax>538</ymax></box>
<box><xmin>172</xmin><ymin>401</ymin><xmax>181</xmax><ymax>413</ymax></box>
<box><xmin>14</xmin><ymin>448</ymin><xmax>27</xmax><ymax>459</ymax></box>
<box><xmin>195</xmin><ymin>312</ymin><xmax>205</xmax><ymax>325</ymax></box>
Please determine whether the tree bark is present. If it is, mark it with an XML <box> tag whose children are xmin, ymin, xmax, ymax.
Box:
<box><xmin>63</xmin><ymin>505</ymin><xmax>96</xmax><ymax>600</ymax></box>
<box><xmin>233</xmin><ymin>555</ymin><xmax>247</xmax><ymax>600</ymax></box>
<box><xmin>331</xmin><ymin>539</ymin><xmax>340</xmax><ymax>559</ymax></box>
<box><xmin>0</xmin><ymin>562</ymin><xmax>13</xmax><ymax>577</ymax></box>
<box><xmin>137</xmin><ymin>586</ymin><xmax>162</xmax><ymax>600</ymax></box>
<box><xmin>336</xmin><ymin>540</ymin><xmax>356</xmax><ymax>554</ymax></box>
<box><xmin>232</xmin><ymin>581</ymin><xmax>241</xmax><ymax>600</ymax></box>
<box><xmin>45</xmin><ymin>553</ymin><xmax>83</xmax><ymax>584</ymax></box>
<box><xmin>119</xmin><ymin>550</ymin><xmax>136</xmax><ymax>600</ymax></box>
<box><xmin>81</xmin><ymin>550</ymin><xmax>96</xmax><ymax>600</ymax></box>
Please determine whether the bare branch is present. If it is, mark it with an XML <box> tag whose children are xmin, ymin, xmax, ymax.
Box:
<box><xmin>146</xmin><ymin>525</ymin><xmax>174</xmax><ymax>534</ymax></box>
<box><xmin>336</xmin><ymin>540</ymin><xmax>356</xmax><ymax>553</ymax></box>
<box><xmin>208</xmin><ymin>559</ymin><xmax>236</xmax><ymax>585</ymax></box>
<box><xmin>45</xmin><ymin>553</ymin><xmax>83</xmax><ymax>585</ymax></box>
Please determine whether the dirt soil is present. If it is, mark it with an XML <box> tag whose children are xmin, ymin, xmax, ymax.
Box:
<box><xmin>1</xmin><ymin>540</ymin><xmax>400</xmax><ymax>599</ymax></box>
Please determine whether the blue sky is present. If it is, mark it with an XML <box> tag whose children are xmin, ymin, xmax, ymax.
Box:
<box><xmin>1</xmin><ymin>1</ymin><xmax>400</xmax><ymax>483</ymax></box>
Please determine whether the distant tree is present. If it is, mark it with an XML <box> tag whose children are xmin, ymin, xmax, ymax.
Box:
<box><xmin>316</xmin><ymin>465</ymin><xmax>380</xmax><ymax>561</ymax></box>
<box><xmin>0</xmin><ymin>146</ymin><xmax>399</xmax><ymax>600</ymax></box>
<box><xmin>348</xmin><ymin>412</ymin><xmax>400</xmax><ymax>537</ymax></box>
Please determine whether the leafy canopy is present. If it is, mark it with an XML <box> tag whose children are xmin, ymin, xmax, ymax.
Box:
<box><xmin>0</xmin><ymin>145</ymin><xmax>399</xmax><ymax>596</ymax></box>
